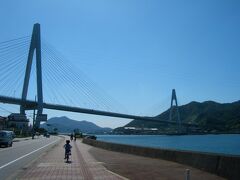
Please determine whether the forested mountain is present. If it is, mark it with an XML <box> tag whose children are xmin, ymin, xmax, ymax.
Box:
<box><xmin>41</xmin><ymin>116</ymin><xmax>112</xmax><ymax>134</ymax></box>
<box><xmin>114</xmin><ymin>101</ymin><xmax>240</xmax><ymax>134</ymax></box>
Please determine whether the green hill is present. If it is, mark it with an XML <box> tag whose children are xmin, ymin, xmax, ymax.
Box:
<box><xmin>114</xmin><ymin>100</ymin><xmax>240</xmax><ymax>134</ymax></box>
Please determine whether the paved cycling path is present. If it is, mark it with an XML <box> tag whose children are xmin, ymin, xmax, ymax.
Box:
<box><xmin>16</xmin><ymin>137</ymin><xmax>224</xmax><ymax>180</ymax></box>
<box><xmin>16</xmin><ymin>137</ymin><xmax>126</xmax><ymax>180</ymax></box>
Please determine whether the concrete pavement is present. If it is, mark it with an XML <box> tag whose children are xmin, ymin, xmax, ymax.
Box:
<box><xmin>13</xmin><ymin>137</ymin><xmax>33</xmax><ymax>142</ymax></box>
<box><xmin>15</xmin><ymin>137</ymin><xmax>226</xmax><ymax>180</ymax></box>
<box><xmin>17</xmin><ymin>138</ymin><xmax>126</xmax><ymax>180</ymax></box>
<box><xmin>89</xmin><ymin>144</ymin><xmax>226</xmax><ymax>180</ymax></box>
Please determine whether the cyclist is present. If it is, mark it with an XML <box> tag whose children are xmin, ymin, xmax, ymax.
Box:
<box><xmin>70</xmin><ymin>133</ymin><xmax>73</xmax><ymax>141</ymax></box>
<box><xmin>63</xmin><ymin>140</ymin><xmax>72</xmax><ymax>159</ymax></box>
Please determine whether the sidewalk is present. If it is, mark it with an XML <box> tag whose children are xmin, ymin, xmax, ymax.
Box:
<box><xmin>13</xmin><ymin>137</ymin><xmax>32</xmax><ymax>142</ymax></box>
<box><xmin>13</xmin><ymin>135</ymin><xmax>43</xmax><ymax>142</ymax></box>
<box><xmin>16</xmin><ymin>137</ymin><xmax>225</xmax><ymax>180</ymax></box>
<box><xmin>17</xmin><ymin>137</ymin><xmax>126</xmax><ymax>180</ymax></box>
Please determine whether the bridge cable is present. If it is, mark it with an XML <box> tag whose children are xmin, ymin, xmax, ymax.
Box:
<box><xmin>42</xmin><ymin>39</ymin><xmax>124</xmax><ymax>113</ymax></box>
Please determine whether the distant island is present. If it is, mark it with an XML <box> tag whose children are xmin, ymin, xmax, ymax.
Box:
<box><xmin>114</xmin><ymin>100</ymin><xmax>240</xmax><ymax>135</ymax></box>
<box><xmin>41</xmin><ymin>116</ymin><xmax>112</xmax><ymax>134</ymax></box>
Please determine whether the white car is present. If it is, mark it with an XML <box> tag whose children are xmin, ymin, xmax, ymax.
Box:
<box><xmin>0</xmin><ymin>130</ymin><xmax>14</xmax><ymax>147</ymax></box>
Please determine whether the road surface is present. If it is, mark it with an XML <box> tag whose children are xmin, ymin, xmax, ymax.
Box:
<box><xmin>0</xmin><ymin>135</ymin><xmax>61</xmax><ymax>180</ymax></box>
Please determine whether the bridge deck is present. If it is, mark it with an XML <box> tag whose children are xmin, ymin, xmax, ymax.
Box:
<box><xmin>0</xmin><ymin>95</ymin><xmax>197</xmax><ymax>126</ymax></box>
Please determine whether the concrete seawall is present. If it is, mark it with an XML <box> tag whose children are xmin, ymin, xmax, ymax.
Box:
<box><xmin>83</xmin><ymin>138</ymin><xmax>240</xmax><ymax>180</ymax></box>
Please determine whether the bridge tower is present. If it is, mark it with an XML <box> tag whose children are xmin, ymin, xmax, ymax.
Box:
<box><xmin>169</xmin><ymin>89</ymin><xmax>181</xmax><ymax>132</ymax></box>
<box><xmin>20</xmin><ymin>23</ymin><xmax>46</xmax><ymax>128</ymax></box>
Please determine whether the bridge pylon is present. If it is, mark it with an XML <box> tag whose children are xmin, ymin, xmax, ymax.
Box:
<box><xmin>169</xmin><ymin>89</ymin><xmax>181</xmax><ymax>132</ymax></box>
<box><xmin>20</xmin><ymin>23</ymin><xmax>46</xmax><ymax>128</ymax></box>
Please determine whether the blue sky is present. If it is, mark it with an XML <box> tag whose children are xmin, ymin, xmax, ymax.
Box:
<box><xmin>0</xmin><ymin>0</ymin><xmax>240</xmax><ymax>128</ymax></box>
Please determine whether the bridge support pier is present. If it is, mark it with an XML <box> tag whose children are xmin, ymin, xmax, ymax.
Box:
<box><xmin>169</xmin><ymin>89</ymin><xmax>181</xmax><ymax>133</ymax></box>
<box><xmin>20</xmin><ymin>23</ymin><xmax>46</xmax><ymax>128</ymax></box>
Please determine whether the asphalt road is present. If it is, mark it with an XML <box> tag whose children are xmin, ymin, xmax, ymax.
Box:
<box><xmin>0</xmin><ymin>135</ymin><xmax>62</xmax><ymax>180</ymax></box>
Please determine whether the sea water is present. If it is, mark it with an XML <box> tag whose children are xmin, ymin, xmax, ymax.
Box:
<box><xmin>97</xmin><ymin>134</ymin><xmax>240</xmax><ymax>156</ymax></box>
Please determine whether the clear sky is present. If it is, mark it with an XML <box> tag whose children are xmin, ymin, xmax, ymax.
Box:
<box><xmin>0</xmin><ymin>0</ymin><xmax>240</xmax><ymax>128</ymax></box>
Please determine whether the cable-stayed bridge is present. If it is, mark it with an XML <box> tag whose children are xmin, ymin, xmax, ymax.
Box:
<box><xmin>0</xmin><ymin>24</ymin><xmax>188</xmax><ymax>130</ymax></box>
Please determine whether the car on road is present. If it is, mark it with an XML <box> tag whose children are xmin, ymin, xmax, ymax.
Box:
<box><xmin>44</xmin><ymin>132</ymin><xmax>50</xmax><ymax>138</ymax></box>
<box><xmin>0</xmin><ymin>130</ymin><xmax>14</xmax><ymax>147</ymax></box>
<box><xmin>84</xmin><ymin>135</ymin><xmax>97</xmax><ymax>140</ymax></box>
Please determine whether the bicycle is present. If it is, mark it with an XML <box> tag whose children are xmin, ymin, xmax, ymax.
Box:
<box><xmin>65</xmin><ymin>150</ymin><xmax>71</xmax><ymax>163</ymax></box>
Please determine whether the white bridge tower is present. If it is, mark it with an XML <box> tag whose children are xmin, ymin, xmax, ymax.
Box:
<box><xmin>20</xmin><ymin>23</ymin><xmax>47</xmax><ymax>128</ymax></box>
<box><xmin>169</xmin><ymin>89</ymin><xmax>181</xmax><ymax>132</ymax></box>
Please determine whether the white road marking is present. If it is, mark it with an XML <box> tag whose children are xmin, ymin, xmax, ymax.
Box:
<box><xmin>0</xmin><ymin>138</ymin><xmax>60</xmax><ymax>170</ymax></box>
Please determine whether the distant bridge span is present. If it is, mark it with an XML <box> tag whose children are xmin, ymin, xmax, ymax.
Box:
<box><xmin>0</xmin><ymin>95</ymin><xmax>194</xmax><ymax>126</ymax></box>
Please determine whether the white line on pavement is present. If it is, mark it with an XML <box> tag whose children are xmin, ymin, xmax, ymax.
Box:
<box><xmin>0</xmin><ymin>138</ymin><xmax>60</xmax><ymax>170</ymax></box>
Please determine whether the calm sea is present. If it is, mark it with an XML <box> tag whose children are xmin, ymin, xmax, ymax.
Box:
<box><xmin>96</xmin><ymin>134</ymin><xmax>240</xmax><ymax>156</ymax></box>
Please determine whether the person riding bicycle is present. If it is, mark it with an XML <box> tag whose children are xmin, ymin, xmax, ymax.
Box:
<box><xmin>63</xmin><ymin>140</ymin><xmax>72</xmax><ymax>159</ymax></box>
<box><xmin>74</xmin><ymin>133</ymin><xmax>77</xmax><ymax>141</ymax></box>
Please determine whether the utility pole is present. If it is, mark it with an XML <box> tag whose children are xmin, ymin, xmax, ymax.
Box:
<box><xmin>32</xmin><ymin>96</ymin><xmax>36</xmax><ymax>139</ymax></box>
